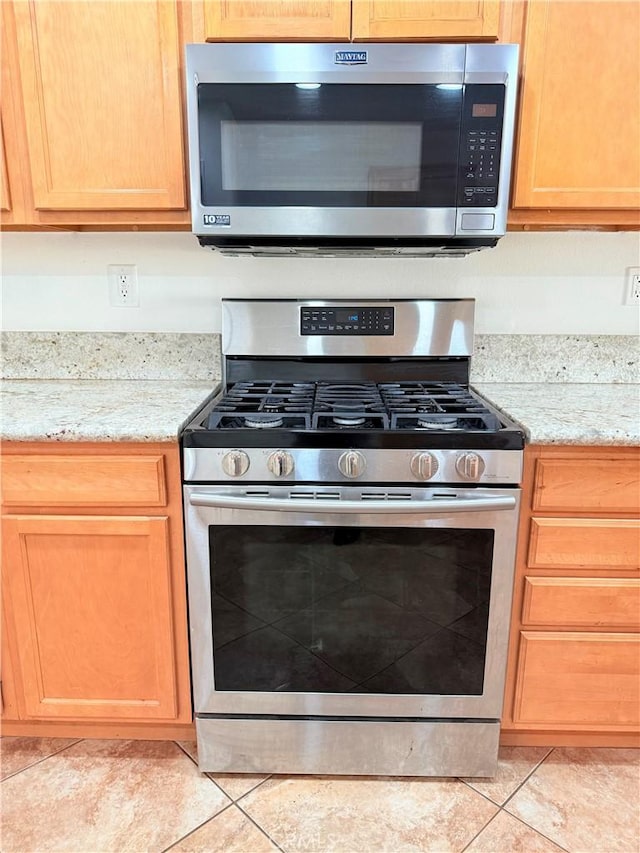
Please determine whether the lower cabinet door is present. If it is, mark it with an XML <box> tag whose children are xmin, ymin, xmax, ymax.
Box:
<box><xmin>513</xmin><ymin>631</ymin><xmax>640</xmax><ymax>729</ymax></box>
<box><xmin>2</xmin><ymin>514</ymin><xmax>179</xmax><ymax>721</ymax></box>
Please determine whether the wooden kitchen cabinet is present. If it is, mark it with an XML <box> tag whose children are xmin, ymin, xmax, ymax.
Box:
<box><xmin>514</xmin><ymin>632</ymin><xmax>640</xmax><ymax>727</ymax></box>
<box><xmin>202</xmin><ymin>1</ymin><xmax>351</xmax><ymax>40</ymax></box>
<box><xmin>502</xmin><ymin>446</ymin><xmax>640</xmax><ymax>747</ymax></box>
<box><xmin>351</xmin><ymin>1</ymin><xmax>501</xmax><ymax>41</ymax></box>
<box><xmin>509</xmin><ymin>0</ymin><xmax>640</xmax><ymax>228</ymax></box>
<box><xmin>1</xmin><ymin>0</ymin><xmax>195</xmax><ymax>228</ymax></box>
<box><xmin>201</xmin><ymin>0</ymin><xmax>503</xmax><ymax>41</ymax></box>
<box><xmin>1</xmin><ymin>443</ymin><xmax>193</xmax><ymax>738</ymax></box>
<box><xmin>0</xmin><ymin>5</ymin><xmax>30</xmax><ymax>227</ymax></box>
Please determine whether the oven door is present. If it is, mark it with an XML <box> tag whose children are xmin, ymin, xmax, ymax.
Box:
<box><xmin>184</xmin><ymin>484</ymin><xmax>520</xmax><ymax>720</ymax></box>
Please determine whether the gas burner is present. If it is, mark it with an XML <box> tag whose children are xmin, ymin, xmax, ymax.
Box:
<box><xmin>245</xmin><ymin>414</ymin><xmax>284</xmax><ymax>429</ymax></box>
<box><xmin>322</xmin><ymin>384</ymin><xmax>370</xmax><ymax>392</ymax></box>
<box><xmin>417</xmin><ymin>402</ymin><xmax>440</xmax><ymax>414</ymax></box>
<box><xmin>333</xmin><ymin>400</ymin><xmax>372</xmax><ymax>412</ymax></box>
<box><xmin>333</xmin><ymin>415</ymin><xmax>366</xmax><ymax>427</ymax></box>
<box><xmin>417</xmin><ymin>416</ymin><xmax>460</xmax><ymax>430</ymax></box>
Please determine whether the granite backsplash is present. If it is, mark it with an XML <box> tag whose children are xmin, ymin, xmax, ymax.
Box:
<box><xmin>2</xmin><ymin>332</ymin><xmax>637</xmax><ymax>384</ymax></box>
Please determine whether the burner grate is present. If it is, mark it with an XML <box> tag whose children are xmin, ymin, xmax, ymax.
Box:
<box><xmin>203</xmin><ymin>379</ymin><xmax>504</xmax><ymax>433</ymax></box>
<box><xmin>392</xmin><ymin>414</ymin><xmax>503</xmax><ymax>432</ymax></box>
<box><xmin>207</xmin><ymin>381</ymin><xmax>315</xmax><ymax>428</ymax></box>
<box><xmin>312</xmin><ymin>382</ymin><xmax>390</xmax><ymax>429</ymax></box>
<box><xmin>213</xmin><ymin>414</ymin><xmax>310</xmax><ymax>430</ymax></box>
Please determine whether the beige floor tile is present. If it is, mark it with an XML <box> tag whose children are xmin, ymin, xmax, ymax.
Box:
<box><xmin>465</xmin><ymin>810</ymin><xmax>565</xmax><ymax>852</ymax></box>
<box><xmin>1</xmin><ymin>739</ymin><xmax>231</xmax><ymax>853</ymax></box>
<box><xmin>462</xmin><ymin>746</ymin><xmax>553</xmax><ymax>805</ymax></box>
<box><xmin>506</xmin><ymin>747</ymin><xmax>640</xmax><ymax>853</ymax></box>
<box><xmin>241</xmin><ymin>774</ymin><xmax>498</xmax><ymax>852</ymax></box>
<box><xmin>177</xmin><ymin>739</ymin><xmax>269</xmax><ymax>800</ymax></box>
<box><xmin>0</xmin><ymin>736</ymin><xmax>79</xmax><ymax>780</ymax></box>
<box><xmin>171</xmin><ymin>805</ymin><xmax>278</xmax><ymax>852</ymax></box>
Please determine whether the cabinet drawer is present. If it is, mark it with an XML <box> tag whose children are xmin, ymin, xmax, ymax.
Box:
<box><xmin>528</xmin><ymin>518</ymin><xmax>640</xmax><ymax>571</ymax></box>
<box><xmin>522</xmin><ymin>577</ymin><xmax>640</xmax><ymax>629</ymax></box>
<box><xmin>514</xmin><ymin>632</ymin><xmax>640</xmax><ymax>727</ymax></box>
<box><xmin>533</xmin><ymin>457</ymin><xmax>640</xmax><ymax>513</ymax></box>
<box><xmin>1</xmin><ymin>454</ymin><xmax>166</xmax><ymax>507</ymax></box>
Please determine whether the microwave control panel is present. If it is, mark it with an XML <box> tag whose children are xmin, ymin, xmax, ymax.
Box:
<box><xmin>300</xmin><ymin>307</ymin><xmax>394</xmax><ymax>335</ymax></box>
<box><xmin>458</xmin><ymin>84</ymin><xmax>506</xmax><ymax>208</ymax></box>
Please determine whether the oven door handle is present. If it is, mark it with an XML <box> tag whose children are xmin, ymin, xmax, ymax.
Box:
<box><xmin>188</xmin><ymin>493</ymin><xmax>517</xmax><ymax>514</ymax></box>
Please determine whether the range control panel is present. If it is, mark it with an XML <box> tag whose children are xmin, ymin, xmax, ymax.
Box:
<box><xmin>300</xmin><ymin>306</ymin><xmax>394</xmax><ymax>335</ymax></box>
<box><xmin>458</xmin><ymin>84</ymin><xmax>506</xmax><ymax>209</ymax></box>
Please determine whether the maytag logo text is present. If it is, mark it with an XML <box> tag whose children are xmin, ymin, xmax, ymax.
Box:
<box><xmin>334</xmin><ymin>51</ymin><xmax>368</xmax><ymax>65</ymax></box>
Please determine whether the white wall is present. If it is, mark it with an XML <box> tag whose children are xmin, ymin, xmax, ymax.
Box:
<box><xmin>1</xmin><ymin>231</ymin><xmax>639</xmax><ymax>334</ymax></box>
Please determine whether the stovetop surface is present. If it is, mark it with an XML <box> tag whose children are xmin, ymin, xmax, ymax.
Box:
<box><xmin>182</xmin><ymin>380</ymin><xmax>525</xmax><ymax>451</ymax></box>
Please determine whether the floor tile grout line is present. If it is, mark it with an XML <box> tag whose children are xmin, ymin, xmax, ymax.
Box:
<box><xmin>0</xmin><ymin>738</ymin><xmax>83</xmax><ymax>784</ymax></box>
<box><xmin>458</xmin><ymin>807</ymin><xmax>502</xmax><ymax>853</ymax></box>
<box><xmin>458</xmin><ymin>745</ymin><xmax>556</xmax><ymax>808</ymax></box>
<box><xmin>458</xmin><ymin>777</ymin><xmax>510</xmax><ymax>809</ymax></box>
<box><xmin>231</xmin><ymin>774</ymin><xmax>273</xmax><ymax>804</ymax></box>
<box><xmin>172</xmin><ymin>740</ymin><xmax>239</xmax><ymax>804</ymax></box>
<box><xmin>234</xmin><ymin>796</ymin><xmax>286</xmax><ymax>852</ymax></box>
<box><xmin>159</xmin><ymin>802</ymin><xmax>236</xmax><ymax>853</ymax></box>
<box><xmin>172</xmin><ymin>740</ymin><xmax>274</xmax><ymax>805</ymax></box>
<box><xmin>501</xmin><ymin>806</ymin><xmax>572</xmax><ymax>853</ymax></box>
<box><xmin>500</xmin><ymin>746</ymin><xmax>555</xmax><ymax>810</ymax></box>
<box><xmin>173</xmin><ymin>740</ymin><xmax>199</xmax><ymax>767</ymax></box>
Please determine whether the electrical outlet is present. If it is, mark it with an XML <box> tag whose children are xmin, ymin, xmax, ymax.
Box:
<box><xmin>624</xmin><ymin>266</ymin><xmax>640</xmax><ymax>306</ymax></box>
<box><xmin>108</xmin><ymin>264</ymin><xmax>139</xmax><ymax>307</ymax></box>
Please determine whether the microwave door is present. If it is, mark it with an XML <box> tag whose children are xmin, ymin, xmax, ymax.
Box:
<box><xmin>193</xmin><ymin>81</ymin><xmax>463</xmax><ymax>238</ymax></box>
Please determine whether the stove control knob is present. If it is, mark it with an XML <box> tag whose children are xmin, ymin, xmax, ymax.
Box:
<box><xmin>410</xmin><ymin>452</ymin><xmax>439</xmax><ymax>481</ymax></box>
<box><xmin>222</xmin><ymin>450</ymin><xmax>250</xmax><ymax>477</ymax></box>
<box><xmin>455</xmin><ymin>451</ymin><xmax>485</xmax><ymax>481</ymax></box>
<box><xmin>267</xmin><ymin>450</ymin><xmax>294</xmax><ymax>478</ymax></box>
<box><xmin>338</xmin><ymin>450</ymin><xmax>366</xmax><ymax>479</ymax></box>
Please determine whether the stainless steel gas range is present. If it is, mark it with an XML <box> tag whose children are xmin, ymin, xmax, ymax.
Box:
<box><xmin>181</xmin><ymin>299</ymin><xmax>524</xmax><ymax>777</ymax></box>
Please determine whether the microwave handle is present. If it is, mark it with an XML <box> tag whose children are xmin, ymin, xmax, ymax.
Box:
<box><xmin>189</xmin><ymin>493</ymin><xmax>517</xmax><ymax>514</ymax></box>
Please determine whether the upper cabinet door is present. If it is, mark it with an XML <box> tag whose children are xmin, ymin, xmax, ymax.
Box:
<box><xmin>203</xmin><ymin>1</ymin><xmax>352</xmax><ymax>40</ymax></box>
<box><xmin>351</xmin><ymin>1</ymin><xmax>501</xmax><ymax>41</ymax></box>
<box><xmin>0</xmin><ymin>127</ymin><xmax>10</xmax><ymax>213</ymax></box>
<box><xmin>512</xmin><ymin>0</ymin><xmax>640</xmax><ymax>210</ymax></box>
<box><xmin>13</xmin><ymin>1</ymin><xmax>186</xmax><ymax>211</ymax></box>
<box><xmin>1</xmin><ymin>3</ymin><xmax>29</xmax><ymax>225</ymax></box>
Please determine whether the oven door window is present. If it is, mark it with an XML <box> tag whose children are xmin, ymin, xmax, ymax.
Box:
<box><xmin>210</xmin><ymin>526</ymin><xmax>493</xmax><ymax>695</ymax></box>
<box><xmin>197</xmin><ymin>84</ymin><xmax>462</xmax><ymax>208</ymax></box>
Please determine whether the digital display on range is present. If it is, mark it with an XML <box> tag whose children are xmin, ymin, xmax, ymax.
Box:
<box><xmin>300</xmin><ymin>306</ymin><xmax>394</xmax><ymax>336</ymax></box>
<box><xmin>336</xmin><ymin>310</ymin><xmax>361</xmax><ymax>323</ymax></box>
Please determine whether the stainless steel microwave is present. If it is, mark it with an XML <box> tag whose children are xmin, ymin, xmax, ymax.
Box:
<box><xmin>185</xmin><ymin>43</ymin><xmax>519</xmax><ymax>257</ymax></box>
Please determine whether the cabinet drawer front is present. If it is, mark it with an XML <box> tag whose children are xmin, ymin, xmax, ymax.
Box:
<box><xmin>529</xmin><ymin>518</ymin><xmax>640</xmax><ymax>571</ymax></box>
<box><xmin>533</xmin><ymin>458</ymin><xmax>640</xmax><ymax>513</ymax></box>
<box><xmin>514</xmin><ymin>632</ymin><xmax>640</xmax><ymax>727</ymax></box>
<box><xmin>522</xmin><ymin>577</ymin><xmax>640</xmax><ymax>628</ymax></box>
<box><xmin>1</xmin><ymin>455</ymin><xmax>166</xmax><ymax>507</ymax></box>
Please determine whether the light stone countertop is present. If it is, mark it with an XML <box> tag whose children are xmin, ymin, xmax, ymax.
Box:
<box><xmin>474</xmin><ymin>382</ymin><xmax>640</xmax><ymax>446</ymax></box>
<box><xmin>0</xmin><ymin>380</ymin><xmax>217</xmax><ymax>442</ymax></box>
<box><xmin>2</xmin><ymin>378</ymin><xmax>638</xmax><ymax>447</ymax></box>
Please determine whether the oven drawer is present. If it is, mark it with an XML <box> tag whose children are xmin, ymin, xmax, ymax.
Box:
<box><xmin>1</xmin><ymin>454</ymin><xmax>167</xmax><ymax>507</ymax></box>
<box><xmin>513</xmin><ymin>631</ymin><xmax>640</xmax><ymax>727</ymax></box>
<box><xmin>528</xmin><ymin>518</ymin><xmax>640</xmax><ymax>571</ymax></box>
<box><xmin>532</xmin><ymin>457</ymin><xmax>640</xmax><ymax>513</ymax></box>
<box><xmin>196</xmin><ymin>717</ymin><xmax>500</xmax><ymax>777</ymax></box>
<box><xmin>522</xmin><ymin>577</ymin><xmax>640</xmax><ymax>629</ymax></box>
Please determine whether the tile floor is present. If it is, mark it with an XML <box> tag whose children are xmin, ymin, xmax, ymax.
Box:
<box><xmin>1</xmin><ymin>738</ymin><xmax>638</xmax><ymax>852</ymax></box>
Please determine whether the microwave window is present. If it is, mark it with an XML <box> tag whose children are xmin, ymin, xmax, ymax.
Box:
<box><xmin>220</xmin><ymin>121</ymin><xmax>423</xmax><ymax>193</ymax></box>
